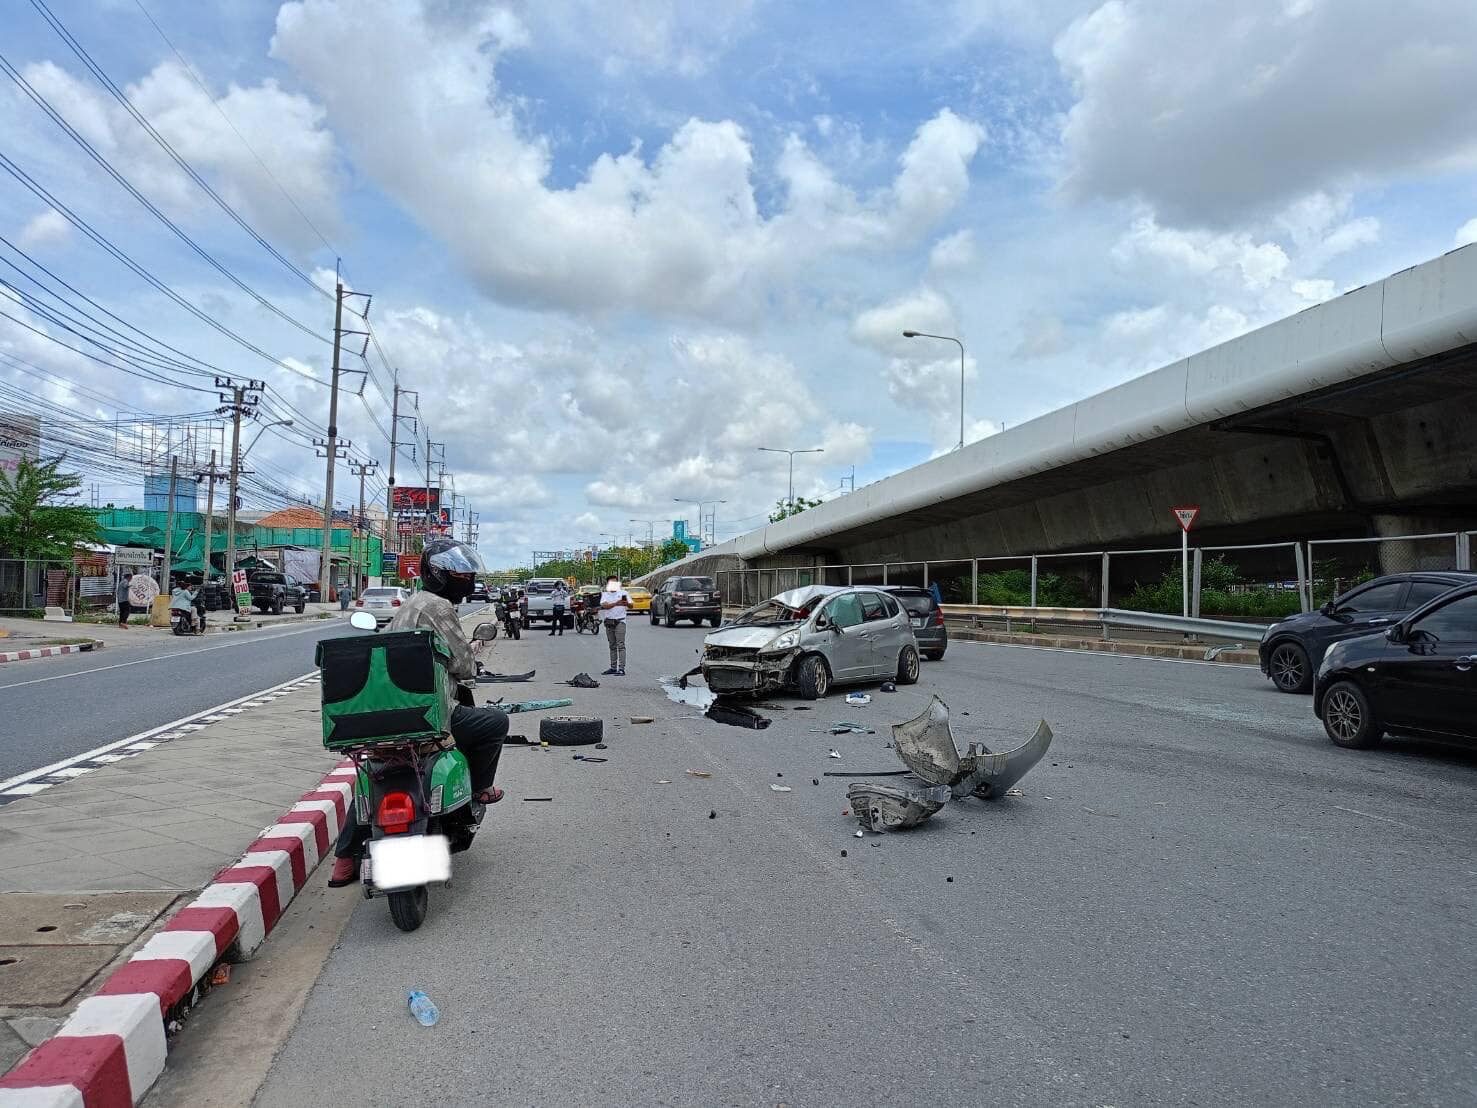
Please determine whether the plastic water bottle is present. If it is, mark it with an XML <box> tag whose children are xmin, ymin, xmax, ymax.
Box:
<box><xmin>407</xmin><ymin>990</ymin><xmax>440</xmax><ymax>1027</ymax></box>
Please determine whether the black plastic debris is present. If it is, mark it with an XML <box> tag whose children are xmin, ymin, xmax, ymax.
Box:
<box><xmin>566</xmin><ymin>673</ymin><xmax>601</xmax><ymax>688</ymax></box>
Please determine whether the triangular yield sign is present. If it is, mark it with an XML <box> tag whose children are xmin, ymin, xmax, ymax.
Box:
<box><xmin>1172</xmin><ymin>506</ymin><xmax>1199</xmax><ymax>532</ymax></box>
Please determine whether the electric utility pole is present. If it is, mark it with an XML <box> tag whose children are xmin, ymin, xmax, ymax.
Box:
<box><xmin>194</xmin><ymin>448</ymin><xmax>226</xmax><ymax>583</ymax></box>
<box><xmin>317</xmin><ymin>272</ymin><xmax>369</xmax><ymax>601</ymax></box>
<box><xmin>386</xmin><ymin>375</ymin><xmax>418</xmax><ymax>553</ymax></box>
<box><xmin>161</xmin><ymin>455</ymin><xmax>178</xmax><ymax>589</ymax></box>
<box><xmin>349</xmin><ymin>458</ymin><xmax>379</xmax><ymax>590</ymax></box>
<box><xmin>216</xmin><ymin>377</ymin><xmax>263</xmax><ymax>612</ymax></box>
<box><xmin>425</xmin><ymin>439</ymin><xmax>445</xmax><ymax>542</ymax></box>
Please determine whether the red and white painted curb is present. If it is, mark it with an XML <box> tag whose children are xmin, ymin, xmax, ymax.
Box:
<box><xmin>0</xmin><ymin>761</ymin><xmax>357</xmax><ymax>1108</ymax></box>
<box><xmin>0</xmin><ymin>642</ymin><xmax>102</xmax><ymax>664</ymax></box>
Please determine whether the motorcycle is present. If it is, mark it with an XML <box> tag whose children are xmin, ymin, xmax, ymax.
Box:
<box><xmin>317</xmin><ymin>611</ymin><xmax>498</xmax><ymax>932</ymax></box>
<box><xmin>495</xmin><ymin>599</ymin><xmax>521</xmax><ymax>640</ymax></box>
<box><xmin>574</xmin><ymin>599</ymin><xmax>599</xmax><ymax>635</ymax></box>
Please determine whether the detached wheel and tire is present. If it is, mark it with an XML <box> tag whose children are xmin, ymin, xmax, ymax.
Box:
<box><xmin>795</xmin><ymin>655</ymin><xmax>830</xmax><ymax>700</ymax></box>
<box><xmin>897</xmin><ymin>645</ymin><xmax>920</xmax><ymax>685</ymax></box>
<box><xmin>1321</xmin><ymin>681</ymin><xmax>1383</xmax><ymax>749</ymax></box>
<box><xmin>388</xmin><ymin>886</ymin><xmax>428</xmax><ymax>932</ymax></box>
<box><xmin>1268</xmin><ymin>641</ymin><xmax>1312</xmax><ymax>694</ymax></box>
<box><xmin>295</xmin><ymin>602</ymin><xmax>306</xmax><ymax>614</ymax></box>
<box><xmin>539</xmin><ymin>715</ymin><xmax>604</xmax><ymax>746</ymax></box>
<box><xmin>272</xmin><ymin>597</ymin><xmax>284</xmax><ymax>615</ymax></box>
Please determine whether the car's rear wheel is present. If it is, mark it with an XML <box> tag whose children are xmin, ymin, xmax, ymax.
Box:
<box><xmin>1269</xmin><ymin>641</ymin><xmax>1312</xmax><ymax>694</ymax></box>
<box><xmin>796</xmin><ymin>655</ymin><xmax>830</xmax><ymax>700</ymax></box>
<box><xmin>665</xmin><ymin>609</ymin><xmax>676</xmax><ymax>628</ymax></box>
<box><xmin>650</xmin><ymin>606</ymin><xmax>659</xmax><ymax>625</ymax></box>
<box><xmin>897</xmin><ymin>645</ymin><xmax>920</xmax><ymax>685</ymax></box>
<box><xmin>1321</xmin><ymin>681</ymin><xmax>1383</xmax><ymax>749</ymax></box>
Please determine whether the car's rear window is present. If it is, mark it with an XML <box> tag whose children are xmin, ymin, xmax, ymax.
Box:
<box><xmin>251</xmin><ymin>573</ymin><xmax>284</xmax><ymax>585</ymax></box>
<box><xmin>675</xmin><ymin>578</ymin><xmax>714</xmax><ymax>591</ymax></box>
<box><xmin>891</xmin><ymin>591</ymin><xmax>935</xmax><ymax>617</ymax></box>
<box><xmin>363</xmin><ymin>588</ymin><xmax>397</xmax><ymax>598</ymax></box>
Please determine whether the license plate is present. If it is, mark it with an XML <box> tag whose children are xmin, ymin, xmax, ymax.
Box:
<box><xmin>913</xmin><ymin>617</ymin><xmax>928</xmax><ymax>627</ymax></box>
<box><xmin>368</xmin><ymin>834</ymin><xmax>451</xmax><ymax>890</ymax></box>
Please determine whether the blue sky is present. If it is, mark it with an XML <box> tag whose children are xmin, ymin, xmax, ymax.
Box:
<box><xmin>2</xmin><ymin>0</ymin><xmax>1475</xmax><ymax>566</ymax></box>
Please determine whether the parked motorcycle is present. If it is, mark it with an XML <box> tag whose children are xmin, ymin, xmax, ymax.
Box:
<box><xmin>495</xmin><ymin>599</ymin><xmax>521</xmax><ymax>640</ymax></box>
<box><xmin>574</xmin><ymin>601</ymin><xmax>599</xmax><ymax>635</ymax></box>
<box><xmin>316</xmin><ymin>612</ymin><xmax>498</xmax><ymax>932</ymax></box>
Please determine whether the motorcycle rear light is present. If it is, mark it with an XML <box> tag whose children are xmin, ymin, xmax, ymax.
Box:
<box><xmin>934</xmin><ymin>608</ymin><xmax>946</xmax><ymax>627</ymax></box>
<box><xmin>376</xmin><ymin>790</ymin><xmax>416</xmax><ymax>833</ymax></box>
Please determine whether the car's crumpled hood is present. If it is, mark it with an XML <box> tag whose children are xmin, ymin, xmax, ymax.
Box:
<box><xmin>703</xmin><ymin>625</ymin><xmax>796</xmax><ymax>651</ymax></box>
<box><xmin>771</xmin><ymin>584</ymin><xmax>844</xmax><ymax>611</ymax></box>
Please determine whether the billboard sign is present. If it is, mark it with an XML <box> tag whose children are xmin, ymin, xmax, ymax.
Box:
<box><xmin>389</xmin><ymin>486</ymin><xmax>440</xmax><ymax>514</ymax></box>
<box><xmin>381</xmin><ymin>552</ymin><xmax>400</xmax><ymax>577</ymax></box>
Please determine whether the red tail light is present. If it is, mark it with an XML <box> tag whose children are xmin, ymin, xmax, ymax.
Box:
<box><xmin>391</xmin><ymin>598</ymin><xmax>401</xmax><ymax>606</ymax></box>
<box><xmin>355</xmin><ymin>599</ymin><xmax>364</xmax><ymax>606</ymax></box>
<box><xmin>376</xmin><ymin>790</ymin><xmax>415</xmax><ymax>834</ymax></box>
<box><xmin>934</xmin><ymin>607</ymin><xmax>946</xmax><ymax>627</ymax></box>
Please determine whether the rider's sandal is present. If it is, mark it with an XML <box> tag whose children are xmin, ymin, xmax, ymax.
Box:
<box><xmin>476</xmin><ymin>787</ymin><xmax>504</xmax><ymax>804</ymax></box>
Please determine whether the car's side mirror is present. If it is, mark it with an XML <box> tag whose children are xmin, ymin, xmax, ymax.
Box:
<box><xmin>1320</xmin><ymin>600</ymin><xmax>1335</xmax><ymax>616</ymax></box>
<box><xmin>348</xmin><ymin>611</ymin><xmax>377</xmax><ymax>631</ymax></box>
<box><xmin>471</xmin><ymin>622</ymin><xmax>499</xmax><ymax>642</ymax></box>
<box><xmin>1384</xmin><ymin>624</ymin><xmax>1404</xmax><ymax>643</ymax></box>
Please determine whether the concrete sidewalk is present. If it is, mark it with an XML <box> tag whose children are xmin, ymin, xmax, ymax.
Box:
<box><xmin>0</xmin><ymin>675</ymin><xmax>335</xmax><ymax>1073</ymax></box>
<box><xmin>0</xmin><ymin>605</ymin><xmax>341</xmax><ymax>654</ymax></box>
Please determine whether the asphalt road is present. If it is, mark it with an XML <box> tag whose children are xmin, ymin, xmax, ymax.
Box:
<box><xmin>0</xmin><ymin>605</ymin><xmax>489</xmax><ymax>783</ymax></box>
<box><xmin>240</xmin><ymin>621</ymin><xmax>1477</xmax><ymax>1106</ymax></box>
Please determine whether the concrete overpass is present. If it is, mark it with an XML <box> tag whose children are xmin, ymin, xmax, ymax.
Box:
<box><xmin>653</xmin><ymin>245</ymin><xmax>1476</xmax><ymax>587</ymax></box>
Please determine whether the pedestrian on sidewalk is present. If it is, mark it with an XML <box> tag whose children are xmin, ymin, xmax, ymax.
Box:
<box><xmin>339</xmin><ymin>581</ymin><xmax>353</xmax><ymax>612</ymax></box>
<box><xmin>549</xmin><ymin>581</ymin><xmax>568</xmax><ymax>636</ymax></box>
<box><xmin>116</xmin><ymin>572</ymin><xmax>132</xmax><ymax>628</ymax></box>
<box><xmin>599</xmin><ymin>575</ymin><xmax>632</xmax><ymax>675</ymax></box>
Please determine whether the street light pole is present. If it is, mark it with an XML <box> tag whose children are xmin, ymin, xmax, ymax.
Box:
<box><xmin>902</xmin><ymin>330</ymin><xmax>966</xmax><ymax>450</ymax></box>
<box><xmin>755</xmin><ymin>448</ymin><xmax>823</xmax><ymax>512</ymax></box>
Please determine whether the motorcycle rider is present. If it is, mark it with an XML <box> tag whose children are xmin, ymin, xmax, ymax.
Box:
<box><xmin>169</xmin><ymin>579</ymin><xmax>202</xmax><ymax>634</ymax></box>
<box><xmin>328</xmin><ymin>537</ymin><xmax>509</xmax><ymax>887</ymax></box>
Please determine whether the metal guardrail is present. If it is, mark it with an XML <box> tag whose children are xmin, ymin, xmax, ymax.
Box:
<box><xmin>945</xmin><ymin>604</ymin><xmax>1267</xmax><ymax>642</ymax></box>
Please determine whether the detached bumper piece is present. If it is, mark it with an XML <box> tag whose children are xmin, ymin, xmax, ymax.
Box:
<box><xmin>847</xmin><ymin>781</ymin><xmax>951</xmax><ymax>832</ymax></box>
<box><xmin>890</xmin><ymin>694</ymin><xmax>1052</xmax><ymax>800</ymax></box>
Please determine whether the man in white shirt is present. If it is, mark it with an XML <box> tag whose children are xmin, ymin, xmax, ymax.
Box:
<box><xmin>599</xmin><ymin>576</ymin><xmax>632</xmax><ymax>676</ymax></box>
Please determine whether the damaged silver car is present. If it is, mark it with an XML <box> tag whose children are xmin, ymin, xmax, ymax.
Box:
<box><xmin>700</xmin><ymin>585</ymin><xmax>921</xmax><ymax>699</ymax></box>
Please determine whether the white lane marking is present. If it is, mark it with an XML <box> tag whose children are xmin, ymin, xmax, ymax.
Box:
<box><xmin>0</xmin><ymin>669</ymin><xmax>319</xmax><ymax>793</ymax></box>
<box><xmin>1330</xmin><ymin>804</ymin><xmax>1429</xmax><ymax>833</ymax></box>
<box><xmin>957</xmin><ymin>637</ymin><xmax>1249</xmax><ymax>669</ymax></box>
<box><xmin>0</xmin><ymin>623</ymin><xmax>332</xmax><ymax>691</ymax></box>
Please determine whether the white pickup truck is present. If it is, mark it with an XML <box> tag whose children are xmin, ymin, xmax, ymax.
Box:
<box><xmin>521</xmin><ymin>578</ymin><xmax>572</xmax><ymax>629</ymax></box>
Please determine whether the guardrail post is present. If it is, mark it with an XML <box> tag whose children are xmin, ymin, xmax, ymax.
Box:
<box><xmin>1029</xmin><ymin>556</ymin><xmax>1038</xmax><ymax>608</ymax></box>
<box><xmin>971</xmin><ymin>559</ymin><xmax>978</xmax><ymax>604</ymax></box>
<box><xmin>1191</xmin><ymin>547</ymin><xmax>1203</xmax><ymax>619</ymax></box>
<box><xmin>922</xmin><ymin>561</ymin><xmax>929</xmax><ymax>588</ymax></box>
<box><xmin>1457</xmin><ymin>534</ymin><xmax>1471</xmax><ymax>572</ymax></box>
<box><xmin>1295</xmin><ymin>543</ymin><xmax>1311</xmax><ymax>613</ymax></box>
<box><xmin>847</xmin><ymin>565</ymin><xmax>853</xmax><ymax>586</ymax></box>
<box><xmin>1100</xmin><ymin>552</ymin><xmax>1110</xmax><ymax>608</ymax></box>
<box><xmin>882</xmin><ymin>563</ymin><xmax>889</xmax><ymax>585</ymax></box>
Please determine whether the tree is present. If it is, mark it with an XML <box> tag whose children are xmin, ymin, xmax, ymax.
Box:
<box><xmin>0</xmin><ymin>456</ymin><xmax>98</xmax><ymax>560</ymax></box>
<box><xmin>768</xmin><ymin>496</ymin><xmax>823</xmax><ymax>523</ymax></box>
<box><xmin>659</xmin><ymin>537</ymin><xmax>690</xmax><ymax>564</ymax></box>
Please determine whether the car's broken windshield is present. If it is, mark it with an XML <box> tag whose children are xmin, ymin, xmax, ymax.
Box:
<box><xmin>731</xmin><ymin>599</ymin><xmax>804</xmax><ymax>627</ymax></box>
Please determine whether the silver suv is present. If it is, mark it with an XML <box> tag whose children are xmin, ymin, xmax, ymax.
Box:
<box><xmin>700</xmin><ymin>585</ymin><xmax>921</xmax><ymax>699</ymax></box>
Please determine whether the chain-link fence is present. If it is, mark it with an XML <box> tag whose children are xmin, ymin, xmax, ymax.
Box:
<box><xmin>714</xmin><ymin>530</ymin><xmax>1471</xmax><ymax>620</ymax></box>
<box><xmin>1307</xmin><ymin>533</ymin><xmax>1467</xmax><ymax>606</ymax></box>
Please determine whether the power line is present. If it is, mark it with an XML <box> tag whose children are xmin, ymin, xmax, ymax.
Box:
<box><xmin>130</xmin><ymin>0</ymin><xmax>340</xmax><ymax>262</ymax></box>
<box><xmin>0</xmin><ymin>48</ymin><xmax>331</xmax><ymax>345</ymax></box>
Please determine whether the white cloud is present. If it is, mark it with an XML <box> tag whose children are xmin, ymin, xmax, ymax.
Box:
<box><xmin>851</xmin><ymin>287</ymin><xmax>958</xmax><ymax>357</ymax></box>
<box><xmin>928</xmin><ymin>229</ymin><xmax>977</xmax><ymax>272</ymax></box>
<box><xmin>20</xmin><ymin>59</ymin><xmax>340</xmax><ymax>254</ymax></box>
<box><xmin>1456</xmin><ymin>219</ymin><xmax>1477</xmax><ymax>248</ymax></box>
<box><xmin>1013</xmin><ymin>314</ymin><xmax>1068</xmax><ymax>360</ymax></box>
<box><xmin>271</xmin><ymin>0</ymin><xmax>983</xmax><ymax>318</ymax></box>
<box><xmin>1054</xmin><ymin>0</ymin><xmax>1477</xmax><ymax>224</ymax></box>
<box><xmin>17</xmin><ymin>209</ymin><xmax>70</xmax><ymax>249</ymax></box>
<box><xmin>513</xmin><ymin>0</ymin><xmax>754</xmax><ymax>77</ymax></box>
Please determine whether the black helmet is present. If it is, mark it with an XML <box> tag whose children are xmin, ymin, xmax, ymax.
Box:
<box><xmin>420</xmin><ymin>537</ymin><xmax>485</xmax><ymax>603</ymax></box>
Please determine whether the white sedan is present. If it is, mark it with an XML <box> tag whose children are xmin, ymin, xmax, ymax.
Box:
<box><xmin>355</xmin><ymin>587</ymin><xmax>410</xmax><ymax>625</ymax></box>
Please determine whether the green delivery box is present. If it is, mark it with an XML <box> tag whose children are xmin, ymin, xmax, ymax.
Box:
<box><xmin>315</xmin><ymin>629</ymin><xmax>452</xmax><ymax>749</ymax></box>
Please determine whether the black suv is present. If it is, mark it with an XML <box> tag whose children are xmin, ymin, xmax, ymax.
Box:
<box><xmin>650</xmin><ymin>576</ymin><xmax>722</xmax><ymax>627</ymax></box>
<box><xmin>879</xmin><ymin>586</ymin><xmax>947</xmax><ymax>660</ymax></box>
<box><xmin>1314</xmin><ymin>582</ymin><xmax>1477</xmax><ymax>749</ymax></box>
<box><xmin>247</xmin><ymin>571</ymin><xmax>308</xmax><ymax>615</ymax></box>
<box><xmin>1258</xmin><ymin>572</ymin><xmax>1477</xmax><ymax>693</ymax></box>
